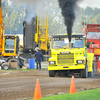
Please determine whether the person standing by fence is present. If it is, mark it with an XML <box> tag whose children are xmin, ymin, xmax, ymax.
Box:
<box><xmin>35</xmin><ymin>49</ymin><xmax>43</xmax><ymax>69</ymax></box>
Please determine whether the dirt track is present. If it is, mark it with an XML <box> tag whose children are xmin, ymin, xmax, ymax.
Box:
<box><xmin>0</xmin><ymin>70</ymin><xmax>100</xmax><ymax>100</ymax></box>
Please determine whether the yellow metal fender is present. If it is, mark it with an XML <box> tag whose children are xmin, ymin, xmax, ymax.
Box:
<box><xmin>87</xmin><ymin>53</ymin><xmax>94</xmax><ymax>72</ymax></box>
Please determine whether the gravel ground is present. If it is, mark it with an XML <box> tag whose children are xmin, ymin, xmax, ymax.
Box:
<box><xmin>0</xmin><ymin>69</ymin><xmax>100</xmax><ymax>100</ymax></box>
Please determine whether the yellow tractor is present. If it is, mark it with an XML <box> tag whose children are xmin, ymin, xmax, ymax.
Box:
<box><xmin>48</xmin><ymin>34</ymin><xmax>94</xmax><ymax>78</ymax></box>
<box><xmin>0</xmin><ymin>0</ymin><xmax>23</xmax><ymax>70</ymax></box>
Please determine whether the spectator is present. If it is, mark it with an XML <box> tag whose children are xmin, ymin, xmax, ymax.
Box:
<box><xmin>35</xmin><ymin>49</ymin><xmax>43</xmax><ymax>69</ymax></box>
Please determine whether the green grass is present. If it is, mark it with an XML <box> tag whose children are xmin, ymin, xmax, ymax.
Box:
<box><xmin>14</xmin><ymin>68</ymin><xmax>36</xmax><ymax>71</ymax></box>
<box><xmin>29</xmin><ymin>88</ymin><xmax>100</xmax><ymax>100</ymax></box>
<box><xmin>0</xmin><ymin>68</ymin><xmax>36</xmax><ymax>71</ymax></box>
<box><xmin>0</xmin><ymin>68</ymin><xmax>47</xmax><ymax>71</ymax></box>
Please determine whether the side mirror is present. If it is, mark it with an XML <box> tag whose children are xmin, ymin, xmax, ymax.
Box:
<box><xmin>23</xmin><ymin>21</ymin><xmax>27</xmax><ymax>27</ymax></box>
<box><xmin>87</xmin><ymin>42</ymin><xmax>90</xmax><ymax>48</ymax></box>
<box><xmin>47</xmin><ymin>43</ymin><xmax>50</xmax><ymax>49</ymax></box>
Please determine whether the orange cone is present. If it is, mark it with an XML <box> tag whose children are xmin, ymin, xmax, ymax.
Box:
<box><xmin>33</xmin><ymin>79</ymin><xmax>41</xmax><ymax>100</ymax></box>
<box><xmin>69</xmin><ymin>76</ymin><xmax>76</xmax><ymax>94</ymax></box>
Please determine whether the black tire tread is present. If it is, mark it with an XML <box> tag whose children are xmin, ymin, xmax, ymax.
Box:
<box><xmin>88</xmin><ymin>63</ymin><xmax>94</xmax><ymax>77</ymax></box>
<box><xmin>2</xmin><ymin>63</ymin><xmax>10</xmax><ymax>70</ymax></box>
<box><xmin>49</xmin><ymin>70</ymin><xmax>55</xmax><ymax>77</ymax></box>
<box><xmin>80</xmin><ymin>64</ymin><xmax>88</xmax><ymax>78</ymax></box>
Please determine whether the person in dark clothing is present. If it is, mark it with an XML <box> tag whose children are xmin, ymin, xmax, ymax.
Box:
<box><xmin>35</xmin><ymin>49</ymin><xmax>43</xmax><ymax>69</ymax></box>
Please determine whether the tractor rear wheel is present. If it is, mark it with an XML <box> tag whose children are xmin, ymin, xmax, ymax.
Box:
<box><xmin>88</xmin><ymin>63</ymin><xmax>94</xmax><ymax>77</ymax></box>
<box><xmin>2</xmin><ymin>63</ymin><xmax>10</xmax><ymax>70</ymax></box>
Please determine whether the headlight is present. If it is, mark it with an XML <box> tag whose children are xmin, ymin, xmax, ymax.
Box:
<box><xmin>49</xmin><ymin>61</ymin><xmax>55</xmax><ymax>64</ymax></box>
<box><xmin>16</xmin><ymin>56</ymin><xmax>18</xmax><ymax>58</ymax></box>
<box><xmin>77</xmin><ymin>60</ymin><xmax>83</xmax><ymax>64</ymax></box>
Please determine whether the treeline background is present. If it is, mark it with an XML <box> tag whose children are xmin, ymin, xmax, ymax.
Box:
<box><xmin>2</xmin><ymin>0</ymin><xmax>100</xmax><ymax>35</ymax></box>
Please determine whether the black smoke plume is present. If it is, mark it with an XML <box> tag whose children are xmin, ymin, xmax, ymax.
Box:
<box><xmin>58</xmin><ymin>0</ymin><xmax>79</xmax><ymax>42</ymax></box>
<box><xmin>25</xmin><ymin>5</ymin><xmax>37</xmax><ymax>24</ymax></box>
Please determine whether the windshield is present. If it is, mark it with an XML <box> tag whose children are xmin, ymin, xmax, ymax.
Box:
<box><xmin>87</xmin><ymin>32</ymin><xmax>100</xmax><ymax>39</ymax></box>
<box><xmin>5</xmin><ymin>38</ymin><xmax>15</xmax><ymax>53</ymax></box>
<box><xmin>52</xmin><ymin>37</ymin><xmax>84</xmax><ymax>48</ymax></box>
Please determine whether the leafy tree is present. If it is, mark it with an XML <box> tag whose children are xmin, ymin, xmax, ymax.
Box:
<box><xmin>2</xmin><ymin>1</ymin><xmax>25</xmax><ymax>34</ymax></box>
<box><xmin>95</xmin><ymin>13</ymin><xmax>100</xmax><ymax>24</ymax></box>
<box><xmin>2</xmin><ymin>0</ymin><xmax>100</xmax><ymax>35</ymax></box>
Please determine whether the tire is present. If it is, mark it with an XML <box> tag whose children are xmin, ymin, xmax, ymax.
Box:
<box><xmin>8</xmin><ymin>58</ymin><xmax>20</xmax><ymax>69</ymax></box>
<box><xmin>88</xmin><ymin>63</ymin><xmax>94</xmax><ymax>77</ymax></box>
<box><xmin>2</xmin><ymin>63</ymin><xmax>10</xmax><ymax>70</ymax></box>
<box><xmin>49</xmin><ymin>70</ymin><xmax>55</xmax><ymax>77</ymax></box>
<box><xmin>58</xmin><ymin>72</ymin><xmax>61</xmax><ymax>76</ymax></box>
<box><xmin>8</xmin><ymin>58</ymin><xmax>20</xmax><ymax>66</ymax></box>
<box><xmin>80</xmin><ymin>64</ymin><xmax>88</xmax><ymax>78</ymax></box>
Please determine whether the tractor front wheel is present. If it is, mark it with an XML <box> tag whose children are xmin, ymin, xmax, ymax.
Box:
<box><xmin>49</xmin><ymin>70</ymin><xmax>55</xmax><ymax>77</ymax></box>
<box><xmin>80</xmin><ymin>64</ymin><xmax>88</xmax><ymax>78</ymax></box>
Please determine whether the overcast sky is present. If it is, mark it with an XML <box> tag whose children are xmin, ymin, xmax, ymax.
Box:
<box><xmin>7</xmin><ymin>0</ymin><xmax>100</xmax><ymax>9</ymax></box>
<box><xmin>79</xmin><ymin>0</ymin><xmax>100</xmax><ymax>8</ymax></box>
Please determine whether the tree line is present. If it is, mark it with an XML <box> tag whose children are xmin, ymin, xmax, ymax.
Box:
<box><xmin>2</xmin><ymin>0</ymin><xmax>100</xmax><ymax>35</ymax></box>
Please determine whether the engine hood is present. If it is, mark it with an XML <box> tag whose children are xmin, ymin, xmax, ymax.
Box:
<box><xmin>51</xmin><ymin>48</ymin><xmax>85</xmax><ymax>54</ymax></box>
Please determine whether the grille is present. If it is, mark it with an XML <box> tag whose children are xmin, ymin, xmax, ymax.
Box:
<box><xmin>57</xmin><ymin>53</ymin><xmax>74</xmax><ymax>64</ymax></box>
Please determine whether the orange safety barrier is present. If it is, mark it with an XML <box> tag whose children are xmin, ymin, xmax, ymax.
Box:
<box><xmin>97</xmin><ymin>61</ymin><xmax>100</xmax><ymax>73</ymax></box>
